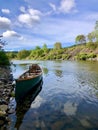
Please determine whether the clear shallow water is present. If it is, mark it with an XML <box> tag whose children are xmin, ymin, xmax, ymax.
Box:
<box><xmin>7</xmin><ymin>60</ymin><xmax>98</xmax><ymax>130</ymax></box>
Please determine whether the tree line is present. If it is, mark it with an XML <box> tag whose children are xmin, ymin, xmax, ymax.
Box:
<box><xmin>75</xmin><ymin>21</ymin><xmax>98</xmax><ymax>44</ymax></box>
<box><xmin>6</xmin><ymin>42</ymin><xmax>63</xmax><ymax>60</ymax></box>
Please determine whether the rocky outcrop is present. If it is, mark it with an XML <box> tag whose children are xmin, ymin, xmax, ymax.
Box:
<box><xmin>0</xmin><ymin>66</ymin><xmax>14</xmax><ymax>126</ymax></box>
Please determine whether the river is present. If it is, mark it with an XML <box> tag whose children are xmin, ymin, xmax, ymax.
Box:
<box><xmin>7</xmin><ymin>60</ymin><xmax>98</xmax><ymax>130</ymax></box>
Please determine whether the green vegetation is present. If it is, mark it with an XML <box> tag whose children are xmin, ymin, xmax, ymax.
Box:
<box><xmin>54</xmin><ymin>42</ymin><xmax>62</xmax><ymax>49</ymax></box>
<box><xmin>75</xmin><ymin>35</ymin><xmax>86</xmax><ymax>44</ymax></box>
<box><xmin>6</xmin><ymin>51</ymin><xmax>17</xmax><ymax>59</ymax></box>
<box><xmin>10</xmin><ymin>91</ymin><xmax>15</xmax><ymax>97</ymax></box>
<box><xmin>5</xmin><ymin>21</ymin><xmax>98</xmax><ymax>61</ymax></box>
<box><xmin>7</xmin><ymin>42</ymin><xmax>98</xmax><ymax>61</ymax></box>
<box><xmin>0</xmin><ymin>51</ymin><xmax>10</xmax><ymax>65</ymax></box>
<box><xmin>17</xmin><ymin>50</ymin><xmax>30</xmax><ymax>59</ymax></box>
<box><xmin>0</xmin><ymin>36</ymin><xmax>10</xmax><ymax>65</ymax></box>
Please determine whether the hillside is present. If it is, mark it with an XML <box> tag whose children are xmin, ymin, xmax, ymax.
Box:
<box><xmin>7</xmin><ymin>43</ymin><xmax>98</xmax><ymax>61</ymax></box>
<box><xmin>64</xmin><ymin>43</ymin><xmax>98</xmax><ymax>61</ymax></box>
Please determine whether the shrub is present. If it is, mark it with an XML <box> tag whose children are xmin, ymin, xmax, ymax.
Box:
<box><xmin>0</xmin><ymin>51</ymin><xmax>10</xmax><ymax>65</ymax></box>
<box><xmin>62</xmin><ymin>54</ymin><xmax>70</xmax><ymax>60</ymax></box>
<box><xmin>87</xmin><ymin>53</ymin><xmax>97</xmax><ymax>58</ymax></box>
<box><xmin>76</xmin><ymin>53</ymin><xmax>87</xmax><ymax>60</ymax></box>
<box><xmin>86</xmin><ymin>43</ymin><xmax>98</xmax><ymax>50</ymax></box>
<box><xmin>17</xmin><ymin>50</ymin><xmax>30</xmax><ymax>59</ymax></box>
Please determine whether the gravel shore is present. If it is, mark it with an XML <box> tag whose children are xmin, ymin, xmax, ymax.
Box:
<box><xmin>0</xmin><ymin>66</ymin><xmax>14</xmax><ymax>126</ymax></box>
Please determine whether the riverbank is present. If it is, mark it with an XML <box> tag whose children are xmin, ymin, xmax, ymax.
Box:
<box><xmin>6</xmin><ymin>43</ymin><xmax>98</xmax><ymax>61</ymax></box>
<box><xmin>0</xmin><ymin>66</ymin><xmax>14</xmax><ymax>126</ymax></box>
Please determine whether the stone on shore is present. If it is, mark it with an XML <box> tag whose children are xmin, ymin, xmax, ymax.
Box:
<box><xmin>0</xmin><ymin>66</ymin><xmax>14</xmax><ymax>126</ymax></box>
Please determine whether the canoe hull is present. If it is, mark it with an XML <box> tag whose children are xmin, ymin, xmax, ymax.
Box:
<box><xmin>15</xmin><ymin>74</ymin><xmax>42</xmax><ymax>102</ymax></box>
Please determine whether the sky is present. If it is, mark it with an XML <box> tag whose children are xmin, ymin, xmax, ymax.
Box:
<box><xmin>0</xmin><ymin>0</ymin><xmax>98</xmax><ymax>51</ymax></box>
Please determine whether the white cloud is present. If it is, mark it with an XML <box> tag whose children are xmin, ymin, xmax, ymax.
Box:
<box><xmin>49</xmin><ymin>0</ymin><xmax>77</xmax><ymax>14</ymax></box>
<box><xmin>31</xmin><ymin>95</ymin><xmax>44</xmax><ymax>109</ymax></box>
<box><xmin>3</xmin><ymin>18</ymin><xmax>94</xmax><ymax>50</ymax></box>
<box><xmin>3</xmin><ymin>30</ymin><xmax>21</xmax><ymax>38</ymax></box>
<box><xmin>64</xmin><ymin>101</ymin><xmax>78</xmax><ymax>116</ymax></box>
<box><xmin>1</xmin><ymin>9</ymin><xmax>10</xmax><ymax>14</ymax></box>
<box><xmin>18</xmin><ymin>8</ymin><xmax>42</xmax><ymax>27</ymax></box>
<box><xmin>20</xmin><ymin>6</ymin><xmax>26</xmax><ymax>13</ymax></box>
<box><xmin>32</xmin><ymin>18</ymin><xmax>94</xmax><ymax>44</ymax></box>
<box><xmin>59</xmin><ymin>0</ymin><xmax>76</xmax><ymax>13</ymax></box>
<box><xmin>18</xmin><ymin>14</ymin><xmax>40</xmax><ymax>27</ymax></box>
<box><xmin>49</xmin><ymin>3</ymin><xmax>56</xmax><ymax>11</ymax></box>
<box><xmin>28</xmin><ymin>8</ymin><xmax>42</xmax><ymax>16</ymax></box>
<box><xmin>0</xmin><ymin>16</ymin><xmax>11</xmax><ymax>29</ymax></box>
<box><xmin>86</xmin><ymin>13</ymin><xmax>98</xmax><ymax>21</ymax></box>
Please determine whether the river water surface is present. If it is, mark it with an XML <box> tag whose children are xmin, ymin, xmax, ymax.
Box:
<box><xmin>8</xmin><ymin>60</ymin><xmax>98</xmax><ymax>130</ymax></box>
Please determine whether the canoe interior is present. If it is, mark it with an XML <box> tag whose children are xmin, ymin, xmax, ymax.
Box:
<box><xmin>16</xmin><ymin>64</ymin><xmax>42</xmax><ymax>81</ymax></box>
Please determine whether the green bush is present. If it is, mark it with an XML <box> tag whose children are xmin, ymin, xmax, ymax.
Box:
<box><xmin>17</xmin><ymin>50</ymin><xmax>30</xmax><ymax>59</ymax></box>
<box><xmin>0</xmin><ymin>51</ymin><xmax>10</xmax><ymax>65</ymax></box>
<box><xmin>87</xmin><ymin>53</ymin><xmax>97</xmax><ymax>58</ymax></box>
<box><xmin>76</xmin><ymin>53</ymin><xmax>87</xmax><ymax>60</ymax></box>
<box><xmin>86</xmin><ymin>43</ymin><xmax>98</xmax><ymax>50</ymax></box>
<box><xmin>6</xmin><ymin>52</ymin><xmax>17</xmax><ymax>59</ymax></box>
<box><xmin>55</xmin><ymin>55</ymin><xmax>62</xmax><ymax>59</ymax></box>
<box><xmin>62</xmin><ymin>54</ymin><xmax>70</xmax><ymax>60</ymax></box>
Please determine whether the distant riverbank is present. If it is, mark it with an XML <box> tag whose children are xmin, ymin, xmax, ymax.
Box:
<box><xmin>7</xmin><ymin>43</ymin><xmax>98</xmax><ymax>61</ymax></box>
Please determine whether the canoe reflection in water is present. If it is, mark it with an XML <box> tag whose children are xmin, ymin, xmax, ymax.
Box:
<box><xmin>14</xmin><ymin>80</ymin><xmax>43</xmax><ymax>130</ymax></box>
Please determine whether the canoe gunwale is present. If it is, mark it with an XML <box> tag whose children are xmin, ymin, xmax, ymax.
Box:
<box><xmin>16</xmin><ymin>71</ymin><xmax>42</xmax><ymax>81</ymax></box>
<box><xmin>16</xmin><ymin>64</ymin><xmax>42</xmax><ymax>82</ymax></box>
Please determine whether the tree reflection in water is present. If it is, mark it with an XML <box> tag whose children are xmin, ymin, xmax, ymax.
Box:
<box><xmin>54</xmin><ymin>69</ymin><xmax>63</xmax><ymax>77</ymax></box>
<box><xmin>43</xmin><ymin>67</ymin><xmax>49</xmax><ymax>75</ymax></box>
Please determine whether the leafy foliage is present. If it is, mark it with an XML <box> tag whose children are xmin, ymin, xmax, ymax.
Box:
<box><xmin>6</xmin><ymin>52</ymin><xmax>17</xmax><ymax>59</ymax></box>
<box><xmin>87</xmin><ymin>32</ymin><xmax>96</xmax><ymax>43</ymax></box>
<box><xmin>54</xmin><ymin>42</ymin><xmax>62</xmax><ymax>49</ymax></box>
<box><xmin>0</xmin><ymin>35</ymin><xmax>6</xmax><ymax>50</ymax></box>
<box><xmin>0</xmin><ymin>51</ymin><xmax>10</xmax><ymax>65</ymax></box>
<box><xmin>17</xmin><ymin>50</ymin><xmax>30</xmax><ymax>59</ymax></box>
<box><xmin>75</xmin><ymin>35</ymin><xmax>86</xmax><ymax>44</ymax></box>
<box><xmin>0</xmin><ymin>36</ymin><xmax>10</xmax><ymax>65</ymax></box>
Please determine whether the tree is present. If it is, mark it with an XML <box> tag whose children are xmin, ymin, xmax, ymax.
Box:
<box><xmin>87</xmin><ymin>32</ymin><xmax>96</xmax><ymax>43</ymax></box>
<box><xmin>17</xmin><ymin>50</ymin><xmax>30</xmax><ymax>59</ymax></box>
<box><xmin>54</xmin><ymin>42</ymin><xmax>62</xmax><ymax>49</ymax></box>
<box><xmin>75</xmin><ymin>35</ymin><xmax>86</xmax><ymax>44</ymax></box>
<box><xmin>42</xmin><ymin>43</ymin><xmax>49</xmax><ymax>53</ymax></box>
<box><xmin>35</xmin><ymin>46</ymin><xmax>41</xmax><ymax>50</ymax></box>
<box><xmin>0</xmin><ymin>35</ymin><xmax>6</xmax><ymax>50</ymax></box>
<box><xmin>42</xmin><ymin>44</ymin><xmax>47</xmax><ymax>50</ymax></box>
<box><xmin>0</xmin><ymin>51</ymin><xmax>10</xmax><ymax>65</ymax></box>
<box><xmin>0</xmin><ymin>35</ymin><xmax>10</xmax><ymax>65</ymax></box>
<box><xmin>87</xmin><ymin>21</ymin><xmax>98</xmax><ymax>43</ymax></box>
<box><xmin>95</xmin><ymin>21</ymin><xmax>98</xmax><ymax>30</ymax></box>
<box><xmin>94</xmin><ymin>21</ymin><xmax>98</xmax><ymax>42</ymax></box>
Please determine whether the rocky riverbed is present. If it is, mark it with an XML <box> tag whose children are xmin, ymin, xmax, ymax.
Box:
<box><xmin>0</xmin><ymin>66</ymin><xmax>14</xmax><ymax>127</ymax></box>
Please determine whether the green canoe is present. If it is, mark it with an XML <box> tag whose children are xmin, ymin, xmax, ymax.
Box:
<box><xmin>15</xmin><ymin>64</ymin><xmax>42</xmax><ymax>102</ymax></box>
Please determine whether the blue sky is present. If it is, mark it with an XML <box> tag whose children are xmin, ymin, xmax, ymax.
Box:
<box><xmin>0</xmin><ymin>0</ymin><xmax>98</xmax><ymax>51</ymax></box>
